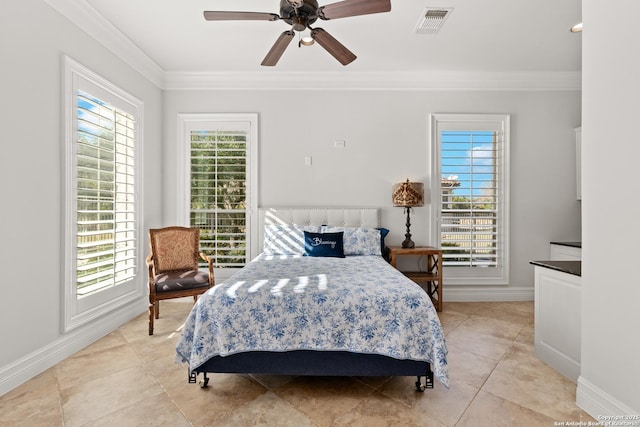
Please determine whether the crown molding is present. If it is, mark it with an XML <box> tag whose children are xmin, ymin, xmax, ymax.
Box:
<box><xmin>44</xmin><ymin>0</ymin><xmax>581</xmax><ymax>92</ymax></box>
<box><xmin>162</xmin><ymin>70</ymin><xmax>581</xmax><ymax>91</ymax></box>
<box><xmin>43</xmin><ymin>0</ymin><xmax>164</xmax><ymax>88</ymax></box>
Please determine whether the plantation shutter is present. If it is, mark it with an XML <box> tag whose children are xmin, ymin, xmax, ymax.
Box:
<box><xmin>190</xmin><ymin>126</ymin><xmax>248</xmax><ymax>268</ymax></box>
<box><xmin>75</xmin><ymin>89</ymin><xmax>137</xmax><ymax>296</ymax></box>
<box><xmin>440</xmin><ymin>129</ymin><xmax>503</xmax><ymax>268</ymax></box>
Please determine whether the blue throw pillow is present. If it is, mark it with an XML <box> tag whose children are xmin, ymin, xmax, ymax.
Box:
<box><xmin>304</xmin><ymin>231</ymin><xmax>345</xmax><ymax>258</ymax></box>
<box><xmin>377</xmin><ymin>227</ymin><xmax>390</xmax><ymax>257</ymax></box>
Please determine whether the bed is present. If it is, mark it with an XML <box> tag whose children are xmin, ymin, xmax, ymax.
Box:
<box><xmin>175</xmin><ymin>207</ymin><xmax>449</xmax><ymax>391</ymax></box>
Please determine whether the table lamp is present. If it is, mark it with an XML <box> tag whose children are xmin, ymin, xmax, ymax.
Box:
<box><xmin>392</xmin><ymin>179</ymin><xmax>424</xmax><ymax>248</ymax></box>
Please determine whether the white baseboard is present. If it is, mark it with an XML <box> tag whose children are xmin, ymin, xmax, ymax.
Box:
<box><xmin>535</xmin><ymin>342</ymin><xmax>580</xmax><ymax>383</ymax></box>
<box><xmin>0</xmin><ymin>299</ymin><xmax>146</xmax><ymax>397</ymax></box>
<box><xmin>576</xmin><ymin>376</ymin><xmax>639</xmax><ymax>420</ymax></box>
<box><xmin>443</xmin><ymin>286</ymin><xmax>534</xmax><ymax>302</ymax></box>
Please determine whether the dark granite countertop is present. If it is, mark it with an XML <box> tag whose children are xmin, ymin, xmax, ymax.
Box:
<box><xmin>550</xmin><ymin>241</ymin><xmax>582</xmax><ymax>248</ymax></box>
<box><xmin>530</xmin><ymin>260</ymin><xmax>581</xmax><ymax>277</ymax></box>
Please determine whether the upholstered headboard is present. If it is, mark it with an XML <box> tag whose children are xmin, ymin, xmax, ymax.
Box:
<box><xmin>257</xmin><ymin>207</ymin><xmax>380</xmax><ymax>254</ymax></box>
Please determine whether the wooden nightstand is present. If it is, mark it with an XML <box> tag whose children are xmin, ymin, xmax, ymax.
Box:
<box><xmin>388</xmin><ymin>246</ymin><xmax>443</xmax><ymax>312</ymax></box>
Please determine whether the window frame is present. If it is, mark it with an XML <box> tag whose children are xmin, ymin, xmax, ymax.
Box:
<box><xmin>177</xmin><ymin>113</ymin><xmax>258</xmax><ymax>282</ymax></box>
<box><xmin>63</xmin><ymin>56</ymin><xmax>144</xmax><ymax>332</ymax></box>
<box><xmin>429</xmin><ymin>113</ymin><xmax>510</xmax><ymax>285</ymax></box>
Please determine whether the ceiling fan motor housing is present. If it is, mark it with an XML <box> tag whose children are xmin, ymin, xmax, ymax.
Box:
<box><xmin>281</xmin><ymin>0</ymin><xmax>319</xmax><ymax>30</ymax></box>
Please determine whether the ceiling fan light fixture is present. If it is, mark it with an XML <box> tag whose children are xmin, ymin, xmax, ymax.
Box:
<box><xmin>298</xmin><ymin>29</ymin><xmax>315</xmax><ymax>46</ymax></box>
<box><xmin>300</xmin><ymin>35</ymin><xmax>315</xmax><ymax>46</ymax></box>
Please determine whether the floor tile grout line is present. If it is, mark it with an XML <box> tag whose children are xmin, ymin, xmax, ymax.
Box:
<box><xmin>450</xmin><ymin>347</ymin><xmax>505</xmax><ymax>426</ymax></box>
<box><xmin>138</xmin><ymin>344</ymin><xmax>200</xmax><ymax>427</ymax></box>
<box><xmin>452</xmin><ymin>323</ymin><xmax>526</xmax><ymax>427</ymax></box>
<box><xmin>464</xmin><ymin>322</ymin><xmax>564</xmax><ymax>424</ymax></box>
<box><xmin>482</xmin><ymin>324</ymin><xmax>579</xmax><ymax>423</ymax></box>
<box><xmin>452</xmin><ymin>387</ymin><xmax>483</xmax><ymax>427</ymax></box>
<box><xmin>54</xmin><ymin>366</ymin><xmax>66</xmax><ymax>427</ymax></box>
<box><xmin>236</xmin><ymin>385</ymin><xmax>322</xmax><ymax>427</ymax></box>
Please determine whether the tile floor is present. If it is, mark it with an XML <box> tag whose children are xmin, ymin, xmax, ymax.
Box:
<box><xmin>0</xmin><ymin>301</ymin><xmax>597</xmax><ymax>426</ymax></box>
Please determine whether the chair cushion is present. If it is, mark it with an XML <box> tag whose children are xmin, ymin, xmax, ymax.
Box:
<box><xmin>154</xmin><ymin>270</ymin><xmax>210</xmax><ymax>293</ymax></box>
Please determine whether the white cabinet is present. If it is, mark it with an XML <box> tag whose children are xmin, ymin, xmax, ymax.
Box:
<box><xmin>550</xmin><ymin>243</ymin><xmax>581</xmax><ymax>261</ymax></box>
<box><xmin>575</xmin><ymin>127</ymin><xmax>582</xmax><ymax>200</ymax></box>
<box><xmin>533</xmin><ymin>265</ymin><xmax>581</xmax><ymax>382</ymax></box>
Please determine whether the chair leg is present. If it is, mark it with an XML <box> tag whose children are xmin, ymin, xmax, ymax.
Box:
<box><xmin>193</xmin><ymin>295</ymin><xmax>198</xmax><ymax>303</ymax></box>
<box><xmin>148</xmin><ymin>299</ymin><xmax>155</xmax><ymax>336</ymax></box>
<box><xmin>155</xmin><ymin>301</ymin><xmax>160</xmax><ymax>319</ymax></box>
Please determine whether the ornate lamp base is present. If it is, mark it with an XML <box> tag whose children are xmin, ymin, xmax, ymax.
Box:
<box><xmin>401</xmin><ymin>237</ymin><xmax>415</xmax><ymax>249</ymax></box>
<box><xmin>401</xmin><ymin>207</ymin><xmax>415</xmax><ymax>248</ymax></box>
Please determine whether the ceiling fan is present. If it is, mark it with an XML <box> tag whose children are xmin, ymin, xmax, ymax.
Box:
<box><xmin>203</xmin><ymin>0</ymin><xmax>392</xmax><ymax>66</ymax></box>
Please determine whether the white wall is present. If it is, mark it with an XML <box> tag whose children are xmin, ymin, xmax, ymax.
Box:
<box><xmin>164</xmin><ymin>88</ymin><xmax>581</xmax><ymax>295</ymax></box>
<box><xmin>0</xmin><ymin>0</ymin><xmax>163</xmax><ymax>393</ymax></box>
<box><xmin>578</xmin><ymin>0</ymin><xmax>640</xmax><ymax>415</ymax></box>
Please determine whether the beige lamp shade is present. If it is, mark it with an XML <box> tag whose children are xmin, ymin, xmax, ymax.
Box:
<box><xmin>392</xmin><ymin>179</ymin><xmax>424</xmax><ymax>207</ymax></box>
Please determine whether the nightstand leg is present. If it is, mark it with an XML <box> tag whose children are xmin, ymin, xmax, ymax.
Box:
<box><xmin>426</xmin><ymin>254</ymin><xmax>442</xmax><ymax>312</ymax></box>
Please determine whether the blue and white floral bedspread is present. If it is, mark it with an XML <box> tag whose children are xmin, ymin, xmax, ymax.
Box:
<box><xmin>175</xmin><ymin>255</ymin><xmax>449</xmax><ymax>387</ymax></box>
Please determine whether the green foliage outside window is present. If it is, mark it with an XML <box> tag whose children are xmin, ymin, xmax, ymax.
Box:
<box><xmin>190</xmin><ymin>132</ymin><xmax>248</xmax><ymax>268</ymax></box>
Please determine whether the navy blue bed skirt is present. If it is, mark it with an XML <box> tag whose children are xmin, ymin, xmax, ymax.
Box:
<box><xmin>195</xmin><ymin>350</ymin><xmax>431</xmax><ymax>378</ymax></box>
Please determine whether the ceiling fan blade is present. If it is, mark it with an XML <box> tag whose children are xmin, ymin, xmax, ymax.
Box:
<box><xmin>319</xmin><ymin>0</ymin><xmax>391</xmax><ymax>20</ymax></box>
<box><xmin>261</xmin><ymin>31</ymin><xmax>295</xmax><ymax>66</ymax></box>
<box><xmin>310</xmin><ymin>28</ymin><xmax>356</xmax><ymax>65</ymax></box>
<box><xmin>203</xmin><ymin>11</ymin><xmax>280</xmax><ymax>21</ymax></box>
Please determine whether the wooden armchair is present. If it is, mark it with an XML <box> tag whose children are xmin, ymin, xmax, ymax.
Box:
<box><xmin>146</xmin><ymin>226</ymin><xmax>214</xmax><ymax>335</ymax></box>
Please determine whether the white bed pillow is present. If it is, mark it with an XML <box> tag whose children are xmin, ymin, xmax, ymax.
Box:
<box><xmin>263</xmin><ymin>224</ymin><xmax>320</xmax><ymax>255</ymax></box>
<box><xmin>321</xmin><ymin>226</ymin><xmax>382</xmax><ymax>256</ymax></box>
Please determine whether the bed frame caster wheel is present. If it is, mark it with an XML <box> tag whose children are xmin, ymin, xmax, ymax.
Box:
<box><xmin>199</xmin><ymin>375</ymin><xmax>209</xmax><ymax>388</ymax></box>
<box><xmin>415</xmin><ymin>380</ymin><xmax>426</xmax><ymax>392</ymax></box>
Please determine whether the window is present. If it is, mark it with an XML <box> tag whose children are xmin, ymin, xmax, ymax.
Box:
<box><xmin>430</xmin><ymin>114</ymin><xmax>510</xmax><ymax>285</ymax></box>
<box><xmin>178</xmin><ymin>114</ymin><xmax>258</xmax><ymax>281</ymax></box>
<box><xmin>63</xmin><ymin>57</ymin><xmax>144</xmax><ymax>331</ymax></box>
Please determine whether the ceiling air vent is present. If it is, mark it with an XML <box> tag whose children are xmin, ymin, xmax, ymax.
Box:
<box><xmin>415</xmin><ymin>8</ymin><xmax>452</xmax><ymax>34</ymax></box>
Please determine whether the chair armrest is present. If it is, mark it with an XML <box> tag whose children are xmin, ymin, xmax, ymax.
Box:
<box><xmin>199</xmin><ymin>252</ymin><xmax>212</xmax><ymax>264</ymax></box>
<box><xmin>200</xmin><ymin>252</ymin><xmax>215</xmax><ymax>287</ymax></box>
<box><xmin>146</xmin><ymin>254</ymin><xmax>155</xmax><ymax>284</ymax></box>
